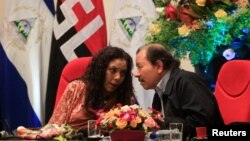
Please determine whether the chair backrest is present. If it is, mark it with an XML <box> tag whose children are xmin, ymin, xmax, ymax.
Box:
<box><xmin>214</xmin><ymin>60</ymin><xmax>250</xmax><ymax>125</ymax></box>
<box><xmin>54</xmin><ymin>57</ymin><xmax>92</xmax><ymax>109</ymax></box>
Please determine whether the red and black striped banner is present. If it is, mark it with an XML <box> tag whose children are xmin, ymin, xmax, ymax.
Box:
<box><xmin>45</xmin><ymin>0</ymin><xmax>107</xmax><ymax>122</ymax></box>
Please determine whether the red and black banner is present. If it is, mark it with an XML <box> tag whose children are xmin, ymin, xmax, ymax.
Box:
<box><xmin>45</xmin><ymin>0</ymin><xmax>107</xmax><ymax>122</ymax></box>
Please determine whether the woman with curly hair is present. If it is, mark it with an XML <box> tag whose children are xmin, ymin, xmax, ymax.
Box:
<box><xmin>48</xmin><ymin>46</ymin><xmax>136</xmax><ymax>130</ymax></box>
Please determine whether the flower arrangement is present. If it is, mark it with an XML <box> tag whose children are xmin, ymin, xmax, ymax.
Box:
<box><xmin>96</xmin><ymin>104</ymin><xmax>163</xmax><ymax>132</ymax></box>
<box><xmin>146</xmin><ymin>0</ymin><xmax>250</xmax><ymax>65</ymax></box>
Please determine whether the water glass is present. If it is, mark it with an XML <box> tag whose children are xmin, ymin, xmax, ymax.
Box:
<box><xmin>87</xmin><ymin>120</ymin><xmax>101</xmax><ymax>138</ymax></box>
<box><xmin>158</xmin><ymin>130</ymin><xmax>171</xmax><ymax>141</ymax></box>
<box><xmin>169</xmin><ymin>123</ymin><xmax>183</xmax><ymax>141</ymax></box>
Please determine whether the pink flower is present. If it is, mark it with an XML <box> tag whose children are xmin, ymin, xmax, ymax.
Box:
<box><xmin>143</xmin><ymin>117</ymin><xmax>157</xmax><ymax>128</ymax></box>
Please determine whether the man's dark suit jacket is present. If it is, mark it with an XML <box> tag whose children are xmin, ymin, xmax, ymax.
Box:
<box><xmin>152</xmin><ymin>67</ymin><xmax>224</xmax><ymax>140</ymax></box>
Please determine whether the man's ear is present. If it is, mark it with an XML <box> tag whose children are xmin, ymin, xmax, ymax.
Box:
<box><xmin>155</xmin><ymin>60</ymin><xmax>164</xmax><ymax>73</ymax></box>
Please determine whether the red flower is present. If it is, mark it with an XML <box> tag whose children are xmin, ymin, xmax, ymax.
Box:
<box><xmin>165</xmin><ymin>4</ymin><xmax>178</xmax><ymax>20</ymax></box>
<box><xmin>116</xmin><ymin>103</ymin><xmax>122</xmax><ymax>108</ymax></box>
<box><xmin>96</xmin><ymin>117</ymin><xmax>103</xmax><ymax>126</ymax></box>
<box><xmin>178</xmin><ymin>6</ymin><xmax>201</xmax><ymax>26</ymax></box>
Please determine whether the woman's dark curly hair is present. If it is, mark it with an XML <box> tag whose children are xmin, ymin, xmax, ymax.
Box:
<box><xmin>81</xmin><ymin>46</ymin><xmax>135</xmax><ymax>111</ymax></box>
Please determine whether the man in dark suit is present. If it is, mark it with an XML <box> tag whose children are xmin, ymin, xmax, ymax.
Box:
<box><xmin>133</xmin><ymin>43</ymin><xmax>224</xmax><ymax>140</ymax></box>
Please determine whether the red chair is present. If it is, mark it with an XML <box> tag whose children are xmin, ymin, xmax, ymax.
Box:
<box><xmin>214</xmin><ymin>60</ymin><xmax>250</xmax><ymax>125</ymax></box>
<box><xmin>54</xmin><ymin>57</ymin><xmax>92</xmax><ymax>109</ymax></box>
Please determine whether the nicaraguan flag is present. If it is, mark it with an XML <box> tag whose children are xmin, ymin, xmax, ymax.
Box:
<box><xmin>0</xmin><ymin>0</ymin><xmax>54</xmax><ymax>130</ymax></box>
<box><xmin>109</xmin><ymin>0</ymin><xmax>158</xmax><ymax>110</ymax></box>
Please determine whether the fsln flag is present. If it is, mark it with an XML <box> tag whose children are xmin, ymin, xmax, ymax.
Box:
<box><xmin>45</xmin><ymin>0</ymin><xmax>107</xmax><ymax>122</ymax></box>
<box><xmin>0</xmin><ymin>0</ymin><xmax>54</xmax><ymax>130</ymax></box>
<box><xmin>109</xmin><ymin>0</ymin><xmax>158</xmax><ymax>110</ymax></box>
